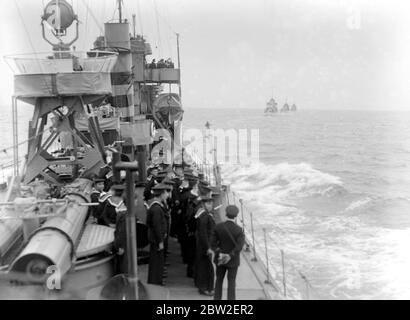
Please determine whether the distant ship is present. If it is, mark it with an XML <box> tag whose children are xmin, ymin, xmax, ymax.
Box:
<box><xmin>264</xmin><ymin>98</ymin><xmax>278</xmax><ymax>114</ymax></box>
<box><xmin>291</xmin><ymin>103</ymin><xmax>297</xmax><ymax>112</ymax></box>
<box><xmin>281</xmin><ymin>102</ymin><xmax>290</xmax><ymax>113</ymax></box>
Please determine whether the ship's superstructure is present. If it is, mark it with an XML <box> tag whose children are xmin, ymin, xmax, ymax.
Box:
<box><xmin>264</xmin><ymin>98</ymin><xmax>278</xmax><ymax>113</ymax></box>
<box><xmin>0</xmin><ymin>0</ymin><xmax>315</xmax><ymax>301</ymax></box>
<box><xmin>0</xmin><ymin>0</ymin><xmax>184</xmax><ymax>299</ymax></box>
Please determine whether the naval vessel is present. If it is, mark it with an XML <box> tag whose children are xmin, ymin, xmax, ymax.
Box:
<box><xmin>0</xmin><ymin>0</ymin><xmax>315</xmax><ymax>300</ymax></box>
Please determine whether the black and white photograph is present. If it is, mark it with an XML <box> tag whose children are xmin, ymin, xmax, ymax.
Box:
<box><xmin>0</xmin><ymin>0</ymin><xmax>409</xmax><ymax>303</ymax></box>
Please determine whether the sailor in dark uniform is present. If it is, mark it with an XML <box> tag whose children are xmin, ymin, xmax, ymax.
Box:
<box><xmin>183</xmin><ymin>174</ymin><xmax>202</xmax><ymax>277</ymax></box>
<box><xmin>194</xmin><ymin>195</ymin><xmax>216</xmax><ymax>296</ymax></box>
<box><xmin>211</xmin><ymin>205</ymin><xmax>245</xmax><ymax>300</ymax></box>
<box><xmin>100</xmin><ymin>184</ymin><xmax>125</xmax><ymax>227</ymax></box>
<box><xmin>173</xmin><ymin>163</ymin><xmax>184</xmax><ymax>180</ymax></box>
<box><xmin>96</xmin><ymin>186</ymin><xmax>113</xmax><ymax>225</ymax></box>
<box><xmin>98</xmin><ymin>164</ymin><xmax>114</xmax><ymax>192</ymax></box>
<box><xmin>162</xmin><ymin>177</ymin><xmax>176</xmax><ymax>263</ymax></box>
<box><xmin>169</xmin><ymin>164</ymin><xmax>183</xmax><ymax>238</ymax></box>
<box><xmin>144</xmin><ymin>165</ymin><xmax>159</xmax><ymax>201</ymax></box>
<box><xmin>146</xmin><ymin>183</ymin><xmax>172</xmax><ymax>285</ymax></box>
<box><xmin>90</xmin><ymin>178</ymin><xmax>105</xmax><ymax>222</ymax></box>
<box><xmin>112</xmin><ymin>199</ymin><xmax>128</xmax><ymax>274</ymax></box>
<box><xmin>174</xmin><ymin>177</ymin><xmax>191</xmax><ymax>264</ymax></box>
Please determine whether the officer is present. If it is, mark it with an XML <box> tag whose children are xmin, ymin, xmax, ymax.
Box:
<box><xmin>113</xmin><ymin>191</ymin><xmax>149</xmax><ymax>275</ymax></box>
<box><xmin>183</xmin><ymin>174</ymin><xmax>201</xmax><ymax>277</ymax></box>
<box><xmin>211</xmin><ymin>205</ymin><xmax>245</xmax><ymax>300</ymax></box>
<box><xmin>162</xmin><ymin>178</ymin><xmax>175</xmax><ymax>257</ymax></box>
<box><xmin>194</xmin><ymin>195</ymin><xmax>216</xmax><ymax>296</ymax></box>
<box><xmin>146</xmin><ymin>183</ymin><xmax>172</xmax><ymax>285</ymax></box>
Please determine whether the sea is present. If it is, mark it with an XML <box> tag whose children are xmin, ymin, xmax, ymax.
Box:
<box><xmin>1</xmin><ymin>106</ymin><xmax>410</xmax><ymax>299</ymax></box>
<box><xmin>183</xmin><ymin>108</ymin><xmax>410</xmax><ymax>300</ymax></box>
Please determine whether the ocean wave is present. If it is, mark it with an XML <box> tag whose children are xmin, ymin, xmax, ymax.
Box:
<box><xmin>342</xmin><ymin>196</ymin><xmax>410</xmax><ymax>229</ymax></box>
<box><xmin>221</xmin><ymin>161</ymin><xmax>345</xmax><ymax>200</ymax></box>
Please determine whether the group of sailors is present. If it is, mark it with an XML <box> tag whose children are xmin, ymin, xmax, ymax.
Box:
<box><xmin>146</xmin><ymin>58</ymin><xmax>175</xmax><ymax>69</ymax></box>
<box><xmin>88</xmin><ymin>161</ymin><xmax>244</xmax><ymax>299</ymax></box>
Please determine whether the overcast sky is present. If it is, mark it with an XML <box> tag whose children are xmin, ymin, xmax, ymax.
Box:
<box><xmin>0</xmin><ymin>0</ymin><xmax>409</xmax><ymax>110</ymax></box>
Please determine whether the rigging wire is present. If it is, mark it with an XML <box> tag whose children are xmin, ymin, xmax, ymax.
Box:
<box><xmin>82</xmin><ymin>0</ymin><xmax>90</xmax><ymax>49</ymax></box>
<box><xmin>13</xmin><ymin>0</ymin><xmax>53</xmax><ymax>96</ymax></box>
<box><xmin>80</xmin><ymin>0</ymin><xmax>104</xmax><ymax>36</ymax></box>
<box><xmin>152</xmin><ymin>0</ymin><xmax>163</xmax><ymax>57</ymax></box>
<box><xmin>136</xmin><ymin>0</ymin><xmax>144</xmax><ymax>37</ymax></box>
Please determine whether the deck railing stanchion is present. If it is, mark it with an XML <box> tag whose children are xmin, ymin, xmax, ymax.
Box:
<box><xmin>250</xmin><ymin>212</ymin><xmax>257</xmax><ymax>262</ymax></box>
<box><xmin>281</xmin><ymin>249</ymin><xmax>287</xmax><ymax>297</ymax></box>
<box><xmin>263</xmin><ymin>228</ymin><xmax>272</xmax><ymax>285</ymax></box>
<box><xmin>299</xmin><ymin>271</ymin><xmax>310</xmax><ymax>300</ymax></box>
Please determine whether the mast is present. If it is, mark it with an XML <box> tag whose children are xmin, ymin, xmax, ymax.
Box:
<box><xmin>132</xmin><ymin>13</ymin><xmax>136</xmax><ymax>38</ymax></box>
<box><xmin>118</xmin><ymin>0</ymin><xmax>123</xmax><ymax>23</ymax></box>
<box><xmin>176</xmin><ymin>33</ymin><xmax>182</xmax><ymax>101</ymax></box>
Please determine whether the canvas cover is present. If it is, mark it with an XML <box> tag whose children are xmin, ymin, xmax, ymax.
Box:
<box><xmin>14</xmin><ymin>72</ymin><xmax>112</xmax><ymax>98</ymax></box>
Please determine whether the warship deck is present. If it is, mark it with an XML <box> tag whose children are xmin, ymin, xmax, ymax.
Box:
<box><xmin>138</xmin><ymin>197</ymin><xmax>281</xmax><ymax>300</ymax></box>
<box><xmin>138</xmin><ymin>236</ymin><xmax>277</xmax><ymax>300</ymax></box>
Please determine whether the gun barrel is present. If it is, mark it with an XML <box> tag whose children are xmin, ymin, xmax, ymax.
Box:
<box><xmin>9</xmin><ymin>179</ymin><xmax>92</xmax><ymax>282</ymax></box>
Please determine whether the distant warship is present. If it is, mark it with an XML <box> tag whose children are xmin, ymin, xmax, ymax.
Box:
<box><xmin>281</xmin><ymin>102</ymin><xmax>290</xmax><ymax>112</ymax></box>
<box><xmin>264</xmin><ymin>98</ymin><xmax>278</xmax><ymax>114</ymax></box>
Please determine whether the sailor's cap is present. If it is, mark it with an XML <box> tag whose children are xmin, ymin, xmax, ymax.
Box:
<box><xmin>152</xmin><ymin>183</ymin><xmax>172</xmax><ymax>192</ymax></box>
<box><xmin>199</xmin><ymin>195</ymin><xmax>214</xmax><ymax>202</ymax></box>
<box><xmin>199</xmin><ymin>185</ymin><xmax>212</xmax><ymax>193</ymax></box>
<box><xmin>184</xmin><ymin>172</ymin><xmax>198</xmax><ymax>180</ymax></box>
<box><xmin>111</xmin><ymin>184</ymin><xmax>125</xmax><ymax>191</ymax></box>
<box><xmin>93</xmin><ymin>178</ymin><xmax>105</xmax><ymax>183</ymax></box>
<box><xmin>162</xmin><ymin>178</ymin><xmax>175</xmax><ymax>186</ymax></box>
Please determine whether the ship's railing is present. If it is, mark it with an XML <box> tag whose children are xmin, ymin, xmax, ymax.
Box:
<box><xmin>186</xmin><ymin>139</ymin><xmax>320</xmax><ymax>300</ymax></box>
<box><xmin>185</xmin><ymin>148</ymin><xmax>216</xmax><ymax>186</ymax></box>
<box><xmin>4</xmin><ymin>51</ymin><xmax>118</xmax><ymax>75</ymax></box>
<box><xmin>225</xmin><ymin>189</ymin><xmax>321</xmax><ymax>300</ymax></box>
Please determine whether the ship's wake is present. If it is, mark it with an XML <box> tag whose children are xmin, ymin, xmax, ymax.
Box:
<box><xmin>221</xmin><ymin>161</ymin><xmax>410</xmax><ymax>299</ymax></box>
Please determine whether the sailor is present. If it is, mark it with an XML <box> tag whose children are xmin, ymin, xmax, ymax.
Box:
<box><xmin>95</xmin><ymin>184</ymin><xmax>113</xmax><ymax>225</ymax></box>
<box><xmin>173</xmin><ymin>163</ymin><xmax>184</xmax><ymax>180</ymax></box>
<box><xmin>144</xmin><ymin>165</ymin><xmax>159</xmax><ymax>201</ymax></box>
<box><xmin>149</xmin><ymin>58</ymin><xmax>157</xmax><ymax>69</ymax></box>
<box><xmin>90</xmin><ymin>178</ymin><xmax>106</xmax><ymax>222</ymax></box>
<box><xmin>157</xmin><ymin>59</ymin><xmax>165</xmax><ymax>68</ymax></box>
<box><xmin>162</xmin><ymin>177</ymin><xmax>176</xmax><ymax>264</ymax></box>
<box><xmin>113</xmin><ymin>197</ymin><xmax>128</xmax><ymax>274</ymax></box>
<box><xmin>146</xmin><ymin>183</ymin><xmax>172</xmax><ymax>285</ymax></box>
<box><xmin>169</xmin><ymin>164</ymin><xmax>184</xmax><ymax>237</ymax></box>
<box><xmin>100</xmin><ymin>184</ymin><xmax>125</xmax><ymax>227</ymax></box>
<box><xmin>98</xmin><ymin>163</ymin><xmax>114</xmax><ymax>192</ymax></box>
<box><xmin>183</xmin><ymin>175</ymin><xmax>201</xmax><ymax>278</ymax></box>
<box><xmin>174</xmin><ymin>177</ymin><xmax>191</xmax><ymax>265</ymax></box>
<box><xmin>194</xmin><ymin>195</ymin><xmax>216</xmax><ymax>296</ymax></box>
<box><xmin>113</xmin><ymin>191</ymin><xmax>149</xmax><ymax>275</ymax></box>
<box><xmin>198</xmin><ymin>181</ymin><xmax>212</xmax><ymax>197</ymax></box>
<box><xmin>211</xmin><ymin>205</ymin><xmax>245</xmax><ymax>300</ymax></box>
